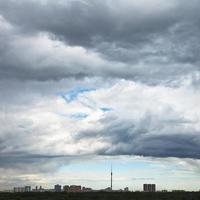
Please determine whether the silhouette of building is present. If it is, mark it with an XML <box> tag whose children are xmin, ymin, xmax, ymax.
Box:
<box><xmin>13</xmin><ymin>186</ymin><xmax>31</xmax><ymax>193</ymax></box>
<box><xmin>13</xmin><ymin>187</ymin><xmax>25</xmax><ymax>193</ymax></box>
<box><xmin>143</xmin><ymin>184</ymin><xmax>156</xmax><ymax>192</ymax></box>
<box><xmin>63</xmin><ymin>185</ymin><xmax>70</xmax><ymax>192</ymax></box>
<box><xmin>25</xmin><ymin>186</ymin><xmax>31</xmax><ymax>192</ymax></box>
<box><xmin>63</xmin><ymin>185</ymin><xmax>82</xmax><ymax>192</ymax></box>
<box><xmin>82</xmin><ymin>187</ymin><xmax>92</xmax><ymax>192</ymax></box>
<box><xmin>54</xmin><ymin>184</ymin><xmax>62</xmax><ymax>192</ymax></box>
<box><xmin>124</xmin><ymin>187</ymin><xmax>129</xmax><ymax>192</ymax></box>
<box><xmin>68</xmin><ymin>185</ymin><xmax>82</xmax><ymax>192</ymax></box>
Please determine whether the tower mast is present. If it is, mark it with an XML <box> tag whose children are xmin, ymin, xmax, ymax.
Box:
<box><xmin>111</xmin><ymin>164</ymin><xmax>113</xmax><ymax>191</ymax></box>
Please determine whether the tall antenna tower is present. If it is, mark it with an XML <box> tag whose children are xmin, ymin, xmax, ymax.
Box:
<box><xmin>111</xmin><ymin>164</ymin><xmax>113</xmax><ymax>191</ymax></box>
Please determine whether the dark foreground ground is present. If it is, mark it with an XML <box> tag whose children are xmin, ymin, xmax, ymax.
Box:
<box><xmin>0</xmin><ymin>192</ymin><xmax>200</xmax><ymax>200</ymax></box>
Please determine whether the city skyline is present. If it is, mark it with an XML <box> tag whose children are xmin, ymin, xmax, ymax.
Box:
<box><xmin>0</xmin><ymin>0</ymin><xmax>200</xmax><ymax>191</ymax></box>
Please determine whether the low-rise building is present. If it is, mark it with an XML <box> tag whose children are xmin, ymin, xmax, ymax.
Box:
<box><xmin>13</xmin><ymin>187</ymin><xmax>25</xmax><ymax>193</ymax></box>
<box><xmin>124</xmin><ymin>187</ymin><xmax>129</xmax><ymax>192</ymax></box>
<box><xmin>63</xmin><ymin>185</ymin><xmax>70</xmax><ymax>192</ymax></box>
<box><xmin>82</xmin><ymin>187</ymin><xmax>92</xmax><ymax>192</ymax></box>
<box><xmin>68</xmin><ymin>185</ymin><xmax>82</xmax><ymax>192</ymax></box>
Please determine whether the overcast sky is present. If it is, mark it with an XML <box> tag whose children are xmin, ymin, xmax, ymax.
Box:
<box><xmin>0</xmin><ymin>0</ymin><xmax>200</xmax><ymax>191</ymax></box>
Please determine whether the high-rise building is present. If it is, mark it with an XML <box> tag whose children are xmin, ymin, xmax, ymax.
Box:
<box><xmin>54</xmin><ymin>184</ymin><xmax>62</xmax><ymax>192</ymax></box>
<box><xmin>151</xmin><ymin>184</ymin><xmax>156</xmax><ymax>192</ymax></box>
<box><xmin>143</xmin><ymin>184</ymin><xmax>156</xmax><ymax>192</ymax></box>
<box><xmin>25</xmin><ymin>186</ymin><xmax>31</xmax><ymax>192</ymax></box>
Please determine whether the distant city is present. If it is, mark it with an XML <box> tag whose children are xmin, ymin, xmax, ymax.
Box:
<box><xmin>1</xmin><ymin>168</ymin><xmax>189</xmax><ymax>193</ymax></box>
<box><xmin>11</xmin><ymin>184</ymin><xmax>156</xmax><ymax>193</ymax></box>
<box><xmin>3</xmin><ymin>184</ymin><xmax>189</xmax><ymax>193</ymax></box>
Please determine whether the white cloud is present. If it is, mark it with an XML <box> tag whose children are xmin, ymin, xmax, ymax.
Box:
<box><xmin>0</xmin><ymin>0</ymin><xmax>200</xmax><ymax>190</ymax></box>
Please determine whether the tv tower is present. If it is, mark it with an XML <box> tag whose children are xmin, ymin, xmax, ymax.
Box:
<box><xmin>111</xmin><ymin>164</ymin><xmax>113</xmax><ymax>191</ymax></box>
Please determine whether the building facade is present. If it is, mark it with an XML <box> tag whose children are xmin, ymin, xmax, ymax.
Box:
<box><xmin>143</xmin><ymin>184</ymin><xmax>156</xmax><ymax>192</ymax></box>
<box><xmin>124</xmin><ymin>187</ymin><xmax>129</xmax><ymax>192</ymax></box>
<box><xmin>54</xmin><ymin>184</ymin><xmax>62</xmax><ymax>192</ymax></box>
<box><xmin>13</xmin><ymin>187</ymin><xmax>25</xmax><ymax>193</ymax></box>
<box><xmin>63</xmin><ymin>185</ymin><xmax>70</xmax><ymax>192</ymax></box>
<box><xmin>68</xmin><ymin>185</ymin><xmax>82</xmax><ymax>192</ymax></box>
<box><xmin>25</xmin><ymin>186</ymin><xmax>31</xmax><ymax>192</ymax></box>
<box><xmin>82</xmin><ymin>187</ymin><xmax>92</xmax><ymax>192</ymax></box>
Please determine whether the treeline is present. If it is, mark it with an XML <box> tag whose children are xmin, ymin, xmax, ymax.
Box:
<box><xmin>0</xmin><ymin>192</ymin><xmax>200</xmax><ymax>200</ymax></box>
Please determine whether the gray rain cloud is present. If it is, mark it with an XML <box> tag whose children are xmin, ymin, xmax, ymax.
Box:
<box><xmin>0</xmin><ymin>0</ymin><xmax>200</xmax><ymax>188</ymax></box>
<box><xmin>0</xmin><ymin>0</ymin><xmax>200</xmax><ymax>83</ymax></box>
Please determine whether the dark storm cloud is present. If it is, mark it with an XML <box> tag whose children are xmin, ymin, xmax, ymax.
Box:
<box><xmin>0</xmin><ymin>0</ymin><xmax>177</xmax><ymax>47</ymax></box>
<box><xmin>0</xmin><ymin>153</ymin><xmax>63</xmax><ymax>171</ymax></box>
<box><xmin>0</xmin><ymin>0</ymin><xmax>200</xmax><ymax>83</ymax></box>
<box><xmin>0</xmin><ymin>0</ymin><xmax>200</xmax><ymax>178</ymax></box>
<box><xmin>0</xmin><ymin>152</ymin><xmax>81</xmax><ymax>172</ymax></box>
<box><xmin>75</xmin><ymin>115</ymin><xmax>200</xmax><ymax>159</ymax></box>
<box><xmin>0</xmin><ymin>0</ymin><xmax>198</xmax><ymax>60</ymax></box>
<box><xmin>0</xmin><ymin>63</ymin><xmax>88</xmax><ymax>81</ymax></box>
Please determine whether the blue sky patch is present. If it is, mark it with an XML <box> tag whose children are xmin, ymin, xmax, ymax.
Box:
<box><xmin>60</xmin><ymin>87</ymin><xmax>96</xmax><ymax>103</ymax></box>
<box><xmin>100</xmin><ymin>107</ymin><xmax>113</xmax><ymax>112</ymax></box>
<box><xmin>70</xmin><ymin>113</ymin><xmax>89</xmax><ymax>120</ymax></box>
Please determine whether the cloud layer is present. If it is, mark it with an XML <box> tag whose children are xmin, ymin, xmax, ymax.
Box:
<box><xmin>0</xmin><ymin>0</ymin><xmax>200</xmax><ymax>84</ymax></box>
<box><xmin>0</xmin><ymin>0</ymin><xmax>200</xmax><ymax>189</ymax></box>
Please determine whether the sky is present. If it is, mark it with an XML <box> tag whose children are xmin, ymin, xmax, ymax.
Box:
<box><xmin>0</xmin><ymin>0</ymin><xmax>200</xmax><ymax>191</ymax></box>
